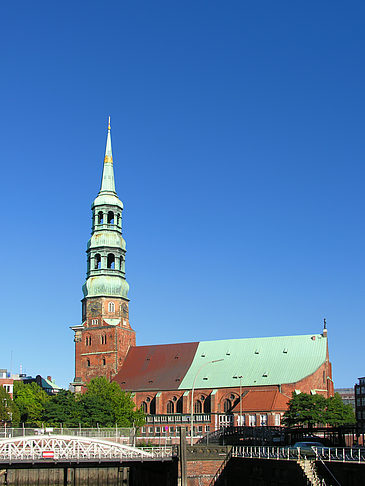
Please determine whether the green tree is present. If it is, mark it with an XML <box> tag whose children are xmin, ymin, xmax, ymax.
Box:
<box><xmin>283</xmin><ymin>392</ymin><xmax>327</xmax><ymax>427</ymax></box>
<box><xmin>0</xmin><ymin>387</ymin><xmax>19</xmax><ymax>425</ymax></box>
<box><xmin>325</xmin><ymin>393</ymin><xmax>356</xmax><ymax>426</ymax></box>
<box><xmin>43</xmin><ymin>390</ymin><xmax>80</xmax><ymax>427</ymax></box>
<box><xmin>80</xmin><ymin>377</ymin><xmax>145</xmax><ymax>427</ymax></box>
<box><xmin>13</xmin><ymin>381</ymin><xmax>49</xmax><ymax>426</ymax></box>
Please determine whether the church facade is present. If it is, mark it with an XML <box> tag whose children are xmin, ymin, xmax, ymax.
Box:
<box><xmin>71</xmin><ymin>122</ymin><xmax>333</xmax><ymax>434</ymax></box>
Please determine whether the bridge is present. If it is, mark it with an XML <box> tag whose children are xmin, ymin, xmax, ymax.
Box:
<box><xmin>0</xmin><ymin>435</ymin><xmax>176</xmax><ymax>466</ymax></box>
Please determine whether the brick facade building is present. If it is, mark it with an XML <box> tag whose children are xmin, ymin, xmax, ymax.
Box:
<box><xmin>355</xmin><ymin>377</ymin><xmax>365</xmax><ymax>431</ymax></box>
<box><xmin>0</xmin><ymin>369</ymin><xmax>14</xmax><ymax>399</ymax></box>
<box><xmin>71</xmin><ymin>121</ymin><xmax>334</xmax><ymax>435</ymax></box>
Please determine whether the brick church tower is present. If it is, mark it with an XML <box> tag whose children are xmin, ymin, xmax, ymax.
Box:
<box><xmin>71</xmin><ymin>118</ymin><xmax>136</xmax><ymax>392</ymax></box>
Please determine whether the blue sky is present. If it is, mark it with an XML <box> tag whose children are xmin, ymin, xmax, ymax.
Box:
<box><xmin>1</xmin><ymin>1</ymin><xmax>364</xmax><ymax>388</ymax></box>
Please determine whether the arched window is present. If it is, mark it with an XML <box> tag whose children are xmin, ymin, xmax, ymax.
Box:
<box><xmin>107</xmin><ymin>253</ymin><xmax>115</xmax><ymax>269</ymax></box>
<box><xmin>224</xmin><ymin>399</ymin><xmax>232</xmax><ymax>413</ymax></box>
<box><xmin>102</xmin><ymin>358</ymin><xmax>106</xmax><ymax>366</ymax></box>
<box><xmin>107</xmin><ymin>211</ymin><xmax>114</xmax><ymax>224</ymax></box>
<box><xmin>204</xmin><ymin>395</ymin><xmax>211</xmax><ymax>413</ymax></box>
<box><xmin>141</xmin><ymin>401</ymin><xmax>148</xmax><ymax>413</ymax></box>
<box><xmin>167</xmin><ymin>401</ymin><xmax>174</xmax><ymax>414</ymax></box>
<box><xmin>108</xmin><ymin>302</ymin><xmax>115</xmax><ymax>313</ymax></box>
<box><xmin>101</xmin><ymin>334</ymin><xmax>107</xmax><ymax>345</ymax></box>
<box><xmin>86</xmin><ymin>336</ymin><xmax>91</xmax><ymax>346</ymax></box>
<box><xmin>95</xmin><ymin>254</ymin><xmax>101</xmax><ymax>269</ymax></box>
<box><xmin>176</xmin><ymin>397</ymin><xmax>183</xmax><ymax>414</ymax></box>
<box><xmin>194</xmin><ymin>400</ymin><xmax>202</xmax><ymax>414</ymax></box>
<box><xmin>98</xmin><ymin>211</ymin><xmax>104</xmax><ymax>224</ymax></box>
<box><xmin>87</xmin><ymin>359</ymin><xmax>90</xmax><ymax>367</ymax></box>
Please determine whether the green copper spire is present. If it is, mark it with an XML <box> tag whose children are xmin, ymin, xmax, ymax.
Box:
<box><xmin>82</xmin><ymin>119</ymin><xmax>129</xmax><ymax>299</ymax></box>
<box><xmin>100</xmin><ymin>116</ymin><xmax>116</xmax><ymax>194</ymax></box>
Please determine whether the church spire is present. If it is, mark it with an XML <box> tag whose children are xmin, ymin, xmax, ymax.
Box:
<box><xmin>100</xmin><ymin>116</ymin><xmax>116</xmax><ymax>194</ymax></box>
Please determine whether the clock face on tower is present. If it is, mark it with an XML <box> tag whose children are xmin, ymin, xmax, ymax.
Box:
<box><xmin>88</xmin><ymin>301</ymin><xmax>101</xmax><ymax>316</ymax></box>
<box><xmin>121</xmin><ymin>303</ymin><xmax>128</xmax><ymax>317</ymax></box>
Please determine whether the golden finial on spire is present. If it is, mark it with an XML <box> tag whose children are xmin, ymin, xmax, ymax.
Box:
<box><xmin>108</xmin><ymin>116</ymin><xmax>111</xmax><ymax>131</ymax></box>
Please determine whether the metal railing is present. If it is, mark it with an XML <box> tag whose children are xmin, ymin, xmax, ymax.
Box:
<box><xmin>313</xmin><ymin>446</ymin><xmax>365</xmax><ymax>463</ymax></box>
<box><xmin>232</xmin><ymin>445</ymin><xmax>365</xmax><ymax>464</ymax></box>
<box><xmin>0</xmin><ymin>427</ymin><xmax>133</xmax><ymax>439</ymax></box>
<box><xmin>232</xmin><ymin>446</ymin><xmax>300</xmax><ymax>460</ymax></box>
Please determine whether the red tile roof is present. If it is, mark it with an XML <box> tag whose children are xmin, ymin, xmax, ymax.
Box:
<box><xmin>232</xmin><ymin>389</ymin><xmax>289</xmax><ymax>412</ymax></box>
<box><xmin>113</xmin><ymin>342</ymin><xmax>199</xmax><ymax>391</ymax></box>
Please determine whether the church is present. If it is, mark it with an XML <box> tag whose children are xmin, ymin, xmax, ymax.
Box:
<box><xmin>71</xmin><ymin>121</ymin><xmax>333</xmax><ymax>436</ymax></box>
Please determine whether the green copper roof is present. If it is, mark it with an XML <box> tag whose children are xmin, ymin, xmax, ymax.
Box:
<box><xmin>88</xmin><ymin>232</ymin><xmax>126</xmax><ymax>251</ymax></box>
<box><xmin>92</xmin><ymin>193</ymin><xmax>123</xmax><ymax>209</ymax></box>
<box><xmin>178</xmin><ymin>334</ymin><xmax>327</xmax><ymax>390</ymax></box>
<box><xmin>83</xmin><ymin>276</ymin><xmax>129</xmax><ymax>298</ymax></box>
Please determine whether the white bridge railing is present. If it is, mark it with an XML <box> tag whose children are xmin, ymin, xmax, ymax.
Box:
<box><xmin>0</xmin><ymin>435</ymin><xmax>176</xmax><ymax>462</ymax></box>
<box><xmin>232</xmin><ymin>446</ymin><xmax>365</xmax><ymax>463</ymax></box>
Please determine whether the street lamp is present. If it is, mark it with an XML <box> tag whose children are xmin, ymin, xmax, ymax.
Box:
<box><xmin>233</xmin><ymin>375</ymin><xmax>243</xmax><ymax>426</ymax></box>
<box><xmin>190</xmin><ymin>359</ymin><xmax>224</xmax><ymax>446</ymax></box>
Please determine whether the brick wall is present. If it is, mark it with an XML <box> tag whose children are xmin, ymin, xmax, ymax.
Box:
<box><xmin>74</xmin><ymin>296</ymin><xmax>136</xmax><ymax>390</ymax></box>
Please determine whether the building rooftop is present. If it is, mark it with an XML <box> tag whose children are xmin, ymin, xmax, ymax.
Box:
<box><xmin>114</xmin><ymin>333</ymin><xmax>327</xmax><ymax>392</ymax></box>
<box><xmin>232</xmin><ymin>389</ymin><xmax>289</xmax><ymax>412</ymax></box>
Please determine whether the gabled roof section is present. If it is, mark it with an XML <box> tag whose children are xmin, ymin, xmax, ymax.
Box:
<box><xmin>178</xmin><ymin>334</ymin><xmax>327</xmax><ymax>390</ymax></box>
<box><xmin>232</xmin><ymin>389</ymin><xmax>289</xmax><ymax>412</ymax></box>
<box><xmin>113</xmin><ymin>342</ymin><xmax>199</xmax><ymax>391</ymax></box>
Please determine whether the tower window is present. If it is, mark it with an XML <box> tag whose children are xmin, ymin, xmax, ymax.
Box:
<box><xmin>107</xmin><ymin>211</ymin><xmax>114</xmax><ymax>224</ymax></box>
<box><xmin>98</xmin><ymin>211</ymin><xmax>104</xmax><ymax>224</ymax></box>
<box><xmin>102</xmin><ymin>358</ymin><xmax>106</xmax><ymax>366</ymax></box>
<box><xmin>87</xmin><ymin>359</ymin><xmax>90</xmax><ymax>367</ymax></box>
<box><xmin>107</xmin><ymin>253</ymin><xmax>115</xmax><ymax>269</ymax></box>
<box><xmin>167</xmin><ymin>401</ymin><xmax>174</xmax><ymax>414</ymax></box>
<box><xmin>117</xmin><ymin>214</ymin><xmax>120</xmax><ymax>226</ymax></box>
<box><xmin>91</xmin><ymin>319</ymin><xmax>98</xmax><ymax>326</ymax></box>
<box><xmin>101</xmin><ymin>334</ymin><xmax>107</xmax><ymax>345</ymax></box>
<box><xmin>95</xmin><ymin>254</ymin><xmax>101</xmax><ymax>270</ymax></box>
<box><xmin>108</xmin><ymin>302</ymin><xmax>115</xmax><ymax>313</ymax></box>
<box><xmin>86</xmin><ymin>336</ymin><xmax>92</xmax><ymax>346</ymax></box>
<box><xmin>224</xmin><ymin>398</ymin><xmax>232</xmax><ymax>413</ymax></box>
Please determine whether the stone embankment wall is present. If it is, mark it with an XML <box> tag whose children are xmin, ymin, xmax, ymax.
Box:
<box><xmin>0</xmin><ymin>462</ymin><xmax>177</xmax><ymax>486</ymax></box>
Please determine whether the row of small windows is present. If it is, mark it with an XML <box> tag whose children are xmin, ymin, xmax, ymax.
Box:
<box><xmin>93</xmin><ymin>254</ymin><xmax>123</xmax><ymax>270</ymax></box>
<box><xmin>86</xmin><ymin>357</ymin><xmax>106</xmax><ymax>367</ymax></box>
<box><xmin>96</xmin><ymin>211</ymin><xmax>120</xmax><ymax>226</ymax></box>
<box><xmin>139</xmin><ymin>395</ymin><xmax>239</xmax><ymax>415</ymax></box>
<box><xmin>85</xmin><ymin>335</ymin><xmax>107</xmax><ymax>345</ymax></box>
<box><xmin>140</xmin><ymin>397</ymin><xmax>212</xmax><ymax>414</ymax></box>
